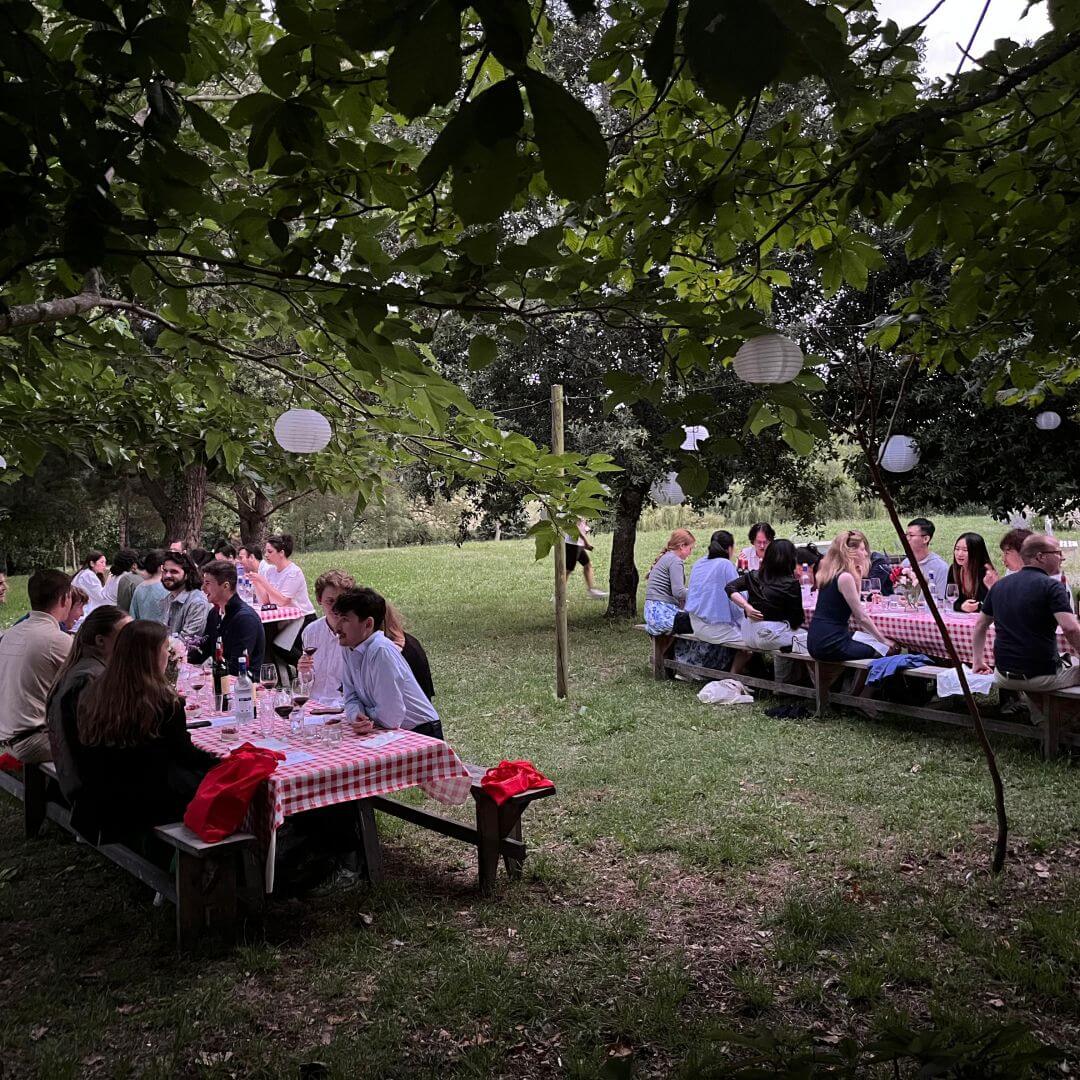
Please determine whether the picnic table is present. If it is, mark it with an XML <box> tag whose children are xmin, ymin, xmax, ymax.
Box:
<box><xmin>801</xmin><ymin>599</ymin><xmax>1075</xmax><ymax>669</ymax></box>
<box><xmin>190</xmin><ymin>713</ymin><xmax>473</xmax><ymax>891</ymax></box>
<box><xmin>250</xmin><ymin>602</ymin><xmax>307</xmax><ymax>625</ymax></box>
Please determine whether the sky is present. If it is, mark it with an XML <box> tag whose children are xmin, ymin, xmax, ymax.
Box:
<box><xmin>876</xmin><ymin>0</ymin><xmax>1053</xmax><ymax>78</ymax></box>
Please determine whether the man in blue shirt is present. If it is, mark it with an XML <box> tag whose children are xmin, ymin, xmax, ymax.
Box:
<box><xmin>333</xmin><ymin>588</ymin><xmax>443</xmax><ymax>740</ymax></box>
<box><xmin>972</xmin><ymin>534</ymin><xmax>1080</xmax><ymax>722</ymax></box>
<box><xmin>187</xmin><ymin>560</ymin><xmax>265</xmax><ymax>677</ymax></box>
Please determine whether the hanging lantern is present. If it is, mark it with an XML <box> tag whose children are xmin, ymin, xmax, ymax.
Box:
<box><xmin>273</xmin><ymin>408</ymin><xmax>332</xmax><ymax>453</ymax></box>
<box><xmin>681</xmin><ymin>425</ymin><xmax>709</xmax><ymax>451</ymax></box>
<box><xmin>1035</xmin><ymin>411</ymin><xmax>1061</xmax><ymax>431</ymax></box>
<box><xmin>650</xmin><ymin>471</ymin><xmax>685</xmax><ymax>506</ymax></box>
<box><xmin>0</xmin><ymin>455</ymin><xmax>6</xmax><ymax>470</ymax></box>
<box><xmin>879</xmin><ymin>434</ymin><xmax>920</xmax><ymax>473</ymax></box>
<box><xmin>733</xmin><ymin>334</ymin><xmax>804</xmax><ymax>384</ymax></box>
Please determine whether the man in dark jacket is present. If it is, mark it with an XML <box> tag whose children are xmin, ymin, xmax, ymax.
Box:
<box><xmin>187</xmin><ymin>560</ymin><xmax>265</xmax><ymax>676</ymax></box>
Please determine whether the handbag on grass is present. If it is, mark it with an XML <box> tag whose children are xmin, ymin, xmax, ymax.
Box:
<box><xmin>183</xmin><ymin>742</ymin><xmax>284</xmax><ymax>842</ymax></box>
<box><xmin>480</xmin><ymin>760</ymin><xmax>554</xmax><ymax>805</ymax></box>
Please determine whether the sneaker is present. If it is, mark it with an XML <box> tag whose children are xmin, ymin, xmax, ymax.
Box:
<box><xmin>587</xmin><ymin>589</ymin><xmax>608</xmax><ymax>600</ymax></box>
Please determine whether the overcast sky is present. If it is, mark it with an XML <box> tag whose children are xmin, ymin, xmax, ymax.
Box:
<box><xmin>877</xmin><ymin>0</ymin><xmax>1053</xmax><ymax>78</ymax></box>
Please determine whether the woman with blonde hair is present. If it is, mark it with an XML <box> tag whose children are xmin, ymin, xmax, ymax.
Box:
<box><xmin>807</xmin><ymin>530</ymin><xmax>893</xmax><ymax>661</ymax></box>
<box><xmin>643</xmin><ymin>528</ymin><xmax>696</xmax><ymax>635</ymax></box>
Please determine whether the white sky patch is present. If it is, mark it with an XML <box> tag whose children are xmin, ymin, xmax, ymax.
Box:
<box><xmin>876</xmin><ymin>0</ymin><xmax>1053</xmax><ymax>78</ymax></box>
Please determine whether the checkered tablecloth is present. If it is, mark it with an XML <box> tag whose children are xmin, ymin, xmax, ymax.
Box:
<box><xmin>251</xmin><ymin>603</ymin><xmax>307</xmax><ymax>625</ymax></box>
<box><xmin>190</xmin><ymin>723</ymin><xmax>473</xmax><ymax>891</ymax></box>
<box><xmin>803</xmin><ymin>603</ymin><xmax>1072</xmax><ymax>668</ymax></box>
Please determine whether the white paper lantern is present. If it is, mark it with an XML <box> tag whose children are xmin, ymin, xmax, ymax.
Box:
<box><xmin>681</xmin><ymin>425</ymin><xmax>709</xmax><ymax>451</ymax></box>
<box><xmin>0</xmin><ymin>455</ymin><xmax>6</xmax><ymax>470</ymax></box>
<box><xmin>879</xmin><ymin>434</ymin><xmax>920</xmax><ymax>473</ymax></box>
<box><xmin>650</xmin><ymin>471</ymin><xmax>685</xmax><ymax>506</ymax></box>
<box><xmin>733</xmin><ymin>334</ymin><xmax>804</xmax><ymax>384</ymax></box>
<box><xmin>1036</xmin><ymin>411</ymin><xmax>1061</xmax><ymax>430</ymax></box>
<box><xmin>273</xmin><ymin>408</ymin><xmax>332</xmax><ymax>453</ymax></box>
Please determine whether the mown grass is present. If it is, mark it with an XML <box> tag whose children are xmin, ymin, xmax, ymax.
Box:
<box><xmin>1</xmin><ymin>517</ymin><xmax>1079</xmax><ymax>1076</ymax></box>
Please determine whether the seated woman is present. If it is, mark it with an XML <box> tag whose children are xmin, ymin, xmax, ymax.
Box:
<box><xmin>249</xmin><ymin>533</ymin><xmax>316</xmax><ymax>672</ymax></box>
<box><xmin>46</xmin><ymin>606</ymin><xmax>132</xmax><ymax>804</ymax></box>
<box><xmin>643</xmin><ymin>529</ymin><xmax>695</xmax><ymax>636</ymax></box>
<box><xmin>71</xmin><ymin>620</ymin><xmax>218</xmax><ymax>846</ymax></box>
<box><xmin>738</xmin><ymin>522</ymin><xmax>775</xmax><ymax>570</ymax></box>
<box><xmin>674</xmin><ymin>530</ymin><xmax>746</xmax><ymax>673</ymax></box>
<box><xmin>947</xmin><ymin>532</ymin><xmax>996</xmax><ymax>612</ymax></box>
<box><xmin>807</xmin><ymin>530</ymin><xmax>893</xmax><ymax>661</ymax></box>
<box><xmin>726</xmin><ymin>538</ymin><xmax>807</xmax><ymax>654</ymax></box>
<box><xmin>61</xmin><ymin>586</ymin><xmax>88</xmax><ymax>633</ymax></box>
<box><xmin>381</xmin><ymin>598</ymin><xmax>435</xmax><ymax>701</ymax></box>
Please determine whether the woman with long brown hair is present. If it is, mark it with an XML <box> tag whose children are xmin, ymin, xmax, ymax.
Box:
<box><xmin>643</xmin><ymin>528</ymin><xmax>696</xmax><ymax>635</ymax></box>
<box><xmin>46</xmin><ymin>605</ymin><xmax>131</xmax><ymax>803</ymax></box>
<box><xmin>72</xmin><ymin>620</ymin><xmax>217</xmax><ymax>843</ymax></box>
<box><xmin>807</xmin><ymin>530</ymin><xmax>893</xmax><ymax>661</ymax></box>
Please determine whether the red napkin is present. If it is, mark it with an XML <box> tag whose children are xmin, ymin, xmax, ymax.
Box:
<box><xmin>183</xmin><ymin>742</ymin><xmax>284</xmax><ymax>843</ymax></box>
<box><xmin>0</xmin><ymin>753</ymin><xmax>21</xmax><ymax>774</ymax></box>
<box><xmin>480</xmin><ymin>760</ymin><xmax>554</xmax><ymax>805</ymax></box>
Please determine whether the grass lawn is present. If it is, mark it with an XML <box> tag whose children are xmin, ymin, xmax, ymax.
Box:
<box><xmin>1</xmin><ymin>516</ymin><xmax>1079</xmax><ymax>1077</ymax></box>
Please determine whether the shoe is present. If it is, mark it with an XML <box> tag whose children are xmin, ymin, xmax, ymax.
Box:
<box><xmin>310</xmin><ymin>866</ymin><xmax>366</xmax><ymax>897</ymax></box>
<box><xmin>587</xmin><ymin>589</ymin><xmax>608</xmax><ymax>600</ymax></box>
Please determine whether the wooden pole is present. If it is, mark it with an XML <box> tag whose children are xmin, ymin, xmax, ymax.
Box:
<box><xmin>551</xmin><ymin>384</ymin><xmax>570</xmax><ymax>699</ymax></box>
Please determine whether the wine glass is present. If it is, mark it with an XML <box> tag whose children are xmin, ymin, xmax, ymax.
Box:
<box><xmin>869</xmin><ymin>578</ymin><xmax>882</xmax><ymax>608</ymax></box>
<box><xmin>945</xmin><ymin>583</ymin><xmax>960</xmax><ymax>609</ymax></box>
<box><xmin>860</xmin><ymin>578</ymin><xmax>873</xmax><ymax>604</ymax></box>
<box><xmin>291</xmin><ymin>674</ymin><xmax>312</xmax><ymax>712</ymax></box>
<box><xmin>259</xmin><ymin>664</ymin><xmax>278</xmax><ymax>692</ymax></box>
<box><xmin>272</xmin><ymin>688</ymin><xmax>294</xmax><ymax>737</ymax></box>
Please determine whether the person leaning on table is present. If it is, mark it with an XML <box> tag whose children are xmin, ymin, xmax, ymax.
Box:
<box><xmin>972</xmin><ymin>534</ymin><xmax>1080</xmax><ymax>720</ymax></box>
<box><xmin>333</xmin><ymin>587</ymin><xmax>443</xmax><ymax>740</ymax></box>
<box><xmin>187</xmin><ymin>559</ymin><xmax>265</xmax><ymax>677</ymax></box>
<box><xmin>0</xmin><ymin>569</ymin><xmax>73</xmax><ymax>763</ymax></box>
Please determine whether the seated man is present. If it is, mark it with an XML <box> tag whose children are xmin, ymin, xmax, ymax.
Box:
<box><xmin>0</xmin><ymin>569</ymin><xmax>73</xmax><ymax>763</ymax></box>
<box><xmin>998</xmin><ymin>527</ymin><xmax>1033</xmax><ymax>576</ymax></box>
<box><xmin>333</xmin><ymin>587</ymin><xmax>443</xmax><ymax>740</ymax></box>
<box><xmin>187</xmin><ymin>559</ymin><xmax>265</xmax><ymax>676</ymax></box>
<box><xmin>297</xmin><ymin>569</ymin><xmax>356</xmax><ymax>702</ymax></box>
<box><xmin>973</xmin><ymin>534</ymin><xmax>1080</xmax><ymax>721</ymax></box>
<box><xmin>901</xmin><ymin>517</ymin><xmax>949</xmax><ymax>599</ymax></box>
<box><xmin>162</xmin><ymin>551</ymin><xmax>211</xmax><ymax>640</ymax></box>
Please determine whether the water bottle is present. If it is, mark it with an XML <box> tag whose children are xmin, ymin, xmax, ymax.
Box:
<box><xmin>800</xmin><ymin>563</ymin><xmax>813</xmax><ymax>603</ymax></box>
<box><xmin>234</xmin><ymin>656</ymin><xmax>255</xmax><ymax>728</ymax></box>
<box><xmin>927</xmin><ymin>570</ymin><xmax>937</xmax><ymax>609</ymax></box>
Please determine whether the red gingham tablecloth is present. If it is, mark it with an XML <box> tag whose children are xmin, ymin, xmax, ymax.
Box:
<box><xmin>191</xmin><ymin>723</ymin><xmax>473</xmax><ymax>891</ymax></box>
<box><xmin>251</xmin><ymin>603</ymin><xmax>307</xmax><ymax>625</ymax></box>
<box><xmin>803</xmin><ymin>602</ymin><xmax>1073</xmax><ymax>668</ymax></box>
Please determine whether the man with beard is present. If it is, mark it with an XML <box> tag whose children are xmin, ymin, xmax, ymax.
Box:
<box><xmin>161</xmin><ymin>551</ymin><xmax>211</xmax><ymax>641</ymax></box>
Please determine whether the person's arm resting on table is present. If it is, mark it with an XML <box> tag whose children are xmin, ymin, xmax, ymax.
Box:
<box><xmin>1055</xmin><ymin>611</ymin><xmax>1080</xmax><ymax>658</ymax></box>
<box><xmin>838</xmin><ymin>572</ymin><xmax>893</xmax><ymax>649</ymax></box>
<box><xmin>342</xmin><ymin>651</ymin><xmax>374</xmax><ymax>734</ymax></box>
<box><xmin>971</xmin><ymin>612</ymin><xmax>994</xmax><ymax>674</ymax></box>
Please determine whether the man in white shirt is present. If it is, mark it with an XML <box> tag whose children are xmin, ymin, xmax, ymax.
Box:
<box><xmin>901</xmin><ymin>517</ymin><xmax>950</xmax><ymax>599</ymax></box>
<box><xmin>333</xmin><ymin>587</ymin><xmax>443</xmax><ymax>740</ymax></box>
<box><xmin>297</xmin><ymin>569</ymin><xmax>356</xmax><ymax>703</ymax></box>
<box><xmin>0</xmin><ymin>569</ymin><xmax>73</xmax><ymax>763</ymax></box>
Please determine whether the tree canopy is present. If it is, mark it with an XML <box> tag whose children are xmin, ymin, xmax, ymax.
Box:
<box><xmin>2</xmin><ymin>0</ymin><xmax>1078</xmax><ymax>543</ymax></box>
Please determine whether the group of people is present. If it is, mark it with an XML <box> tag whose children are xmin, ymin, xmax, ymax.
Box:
<box><xmin>0</xmin><ymin>545</ymin><xmax>443</xmax><ymax>867</ymax></box>
<box><xmin>643</xmin><ymin>518</ymin><xmax>1080</xmax><ymax>715</ymax></box>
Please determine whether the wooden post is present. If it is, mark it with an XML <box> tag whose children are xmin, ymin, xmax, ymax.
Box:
<box><xmin>551</xmin><ymin>384</ymin><xmax>570</xmax><ymax>700</ymax></box>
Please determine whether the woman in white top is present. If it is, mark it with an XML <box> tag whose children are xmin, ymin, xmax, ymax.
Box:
<box><xmin>71</xmin><ymin>552</ymin><xmax>109</xmax><ymax>614</ymax></box>
<box><xmin>249</xmin><ymin>533</ymin><xmax>315</xmax><ymax>672</ymax></box>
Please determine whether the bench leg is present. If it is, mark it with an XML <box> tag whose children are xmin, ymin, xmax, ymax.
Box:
<box><xmin>1041</xmin><ymin>696</ymin><xmax>1064</xmax><ymax>759</ymax></box>
<box><xmin>811</xmin><ymin>662</ymin><xmax>839</xmax><ymax>716</ymax></box>
<box><xmin>357</xmin><ymin>801</ymin><xmax>384</xmax><ymax>884</ymax></box>
<box><xmin>501</xmin><ymin>812</ymin><xmax>525</xmax><ymax>880</ymax></box>
<box><xmin>175</xmin><ymin>850</ymin><xmax>239</xmax><ymax>953</ymax></box>
<box><xmin>475</xmin><ymin>796</ymin><xmax>503</xmax><ymax>894</ymax></box>
<box><xmin>652</xmin><ymin>634</ymin><xmax>675</xmax><ymax>680</ymax></box>
<box><xmin>24</xmin><ymin>764</ymin><xmax>46</xmax><ymax>839</ymax></box>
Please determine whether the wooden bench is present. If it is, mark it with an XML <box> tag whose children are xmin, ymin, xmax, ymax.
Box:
<box><xmin>637</xmin><ymin>626</ymin><xmax>1080</xmax><ymax>759</ymax></box>
<box><xmin>362</xmin><ymin>763</ymin><xmax>555</xmax><ymax>894</ymax></box>
<box><xmin>13</xmin><ymin>761</ymin><xmax>255</xmax><ymax>952</ymax></box>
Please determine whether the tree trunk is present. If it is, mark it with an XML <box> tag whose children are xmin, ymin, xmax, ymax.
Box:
<box><xmin>235</xmin><ymin>484</ymin><xmax>272</xmax><ymax>548</ymax></box>
<box><xmin>606</xmin><ymin>481</ymin><xmax>648</xmax><ymax>619</ymax></box>
<box><xmin>140</xmin><ymin>463</ymin><xmax>208</xmax><ymax>547</ymax></box>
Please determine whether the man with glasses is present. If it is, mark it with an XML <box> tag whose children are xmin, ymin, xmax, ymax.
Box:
<box><xmin>973</xmin><ymin>535</ymin><xmax>1080</xmax><ymax>717</ymax></box>
<box><xmin>901</xmin><ymin>517</ymin><xmax>949</xmax><ymax>600</ymax></box>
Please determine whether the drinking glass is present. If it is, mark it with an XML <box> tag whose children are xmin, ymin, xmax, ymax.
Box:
<box><xmin>259</xmin><ymin>664</ymin><xmax>278</xmax><ymax>693</ymax></box>
<box><xmin>945</xmin><ymin>584</ymin><xmax>960</xmax><ymax>609</ymax></box>
<box><xmin>324</xmin><ymin>720</ymin><xmax>343</xmax><ymax>747</ymax></box>
<box><xmin>860</xmin><ymin>578</ymin><xmax>873</xmax><ymax>605</ymax></box>
<box><xmin>869</xmin><ymin>579</ymin><xmax>883</xmax><ymax>607</ymax></box>
<box><xmin>291</xmin><ymin>676</ymin><xmax>312</xmax><ymax>713</ymax></box>
<box><xmin>271</xmin><ymin>689</ymin><xmax>293</xmax><ymax>737</ymax></box>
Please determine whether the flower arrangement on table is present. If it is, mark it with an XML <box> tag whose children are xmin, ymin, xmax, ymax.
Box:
<box><xmin>889</xmin><ymin>565</ymin><xmax>923</xmax><ymax>610</ymax></box>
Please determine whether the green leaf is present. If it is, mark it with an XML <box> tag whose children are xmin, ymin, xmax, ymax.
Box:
<box><xmin>781</xmin><ymin>425</ymin><xmax>814</xmax><ymax>455</ymax></box>
<box><xmin>677</xmin><ymin>461</ymin><xmax>708</xmax><ymax>496</ymax></box>
<box><xmin>473</xmin><ymin>0</ymin><xmax>532</xmax><ymax>68</ymax></box>
<box><xmin>387</xmin><ymin>0</ymin><xmax>462</xmax><ymax>118</ymax></box>
<box><xmin>183</xmin><ymin>99</ymin><xmax>231</xmax><ymax>151</ymax></box>
<box><xmin>61</xmin><ymin>0</ymin><xmax>119</xmax><ymax>26</ymax></box>
<box><xmin>645</xmin><ymin>0</ymin><xmax>680</xmax><ymax>90</ymax></box>
<box><xmin>524</xmin><ymin>71</ymin><xmax>608</xmax><ymax>201</ymax></box>
<box><xmin>683</xmin><ymin>0</ymin><xmax>786</xmax><ymax>108</ymax></box>
<box><xmin>468</xmin><ymin>334</ymin><xmax>499</xmax><ymax>369</ymax></box>
<box><xmin>223</xmin><ymin>440</ymin><xmax>243</xmax><ymax>473</ymax></box>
